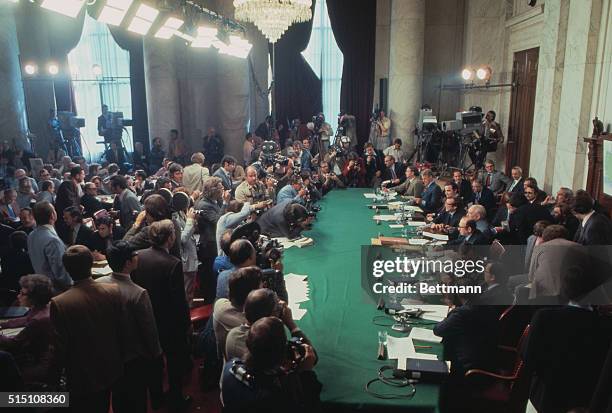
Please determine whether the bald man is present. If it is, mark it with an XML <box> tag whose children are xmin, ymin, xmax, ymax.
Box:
<box><xmin>234</xmin><ymin>166</ymin><xmax>273</xmax><ymax>204</ymax></box>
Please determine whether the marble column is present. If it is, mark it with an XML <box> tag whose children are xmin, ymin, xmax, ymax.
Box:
<box><xmin>247</xmin><ymin>25</ymin><xmax>271</xmax><ymax>134</ymax></box>
<box><xmin>0</xmin><ymin>3</ymin><xmax>28</xmax><ymax>148</ymax></box>
<box><xmin>388</xmin><ymin>0</ymin><xmax>425</xmax><ymax>149</ymax></box>
<box><xmin>552</xmin><ymin>0</ymin><xmax>602</xmax><ymax>191</ymax></box>
<box><xmin>143</xmin><ymin>38</ymin><xmax>180</xmax><ymax>150</ymax></box>
<box><xmin>14</xmin><ymin>3</ymin><xmax>57</xmax><ymax>159</ymax></box>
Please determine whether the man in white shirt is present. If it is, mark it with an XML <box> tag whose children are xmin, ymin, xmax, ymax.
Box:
<box><xmin>383</xmin><ymin>139</ymin><xmax>406</xmax><ymax>164</ymax></box>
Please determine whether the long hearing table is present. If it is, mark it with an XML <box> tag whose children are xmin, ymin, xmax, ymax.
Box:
<box><xmin>283</xmin><ymin>188</ymin><xmax>443</xmax><ymax>412</ymax></box>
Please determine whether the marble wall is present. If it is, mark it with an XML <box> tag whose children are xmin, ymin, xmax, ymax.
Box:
<box><xmin>373</xmin><ymin>0</ymin><xmax>390</xmax><ymax>111</ymax></box>
<box><xmin>388</xmin><ymin>0</ymin><xmax>425</xmax><ymax>148</ymax></box>
<box><xmin>0</xmin><ymin>3</ymin><xmax>28</xmax><ymax>148</ymax></box>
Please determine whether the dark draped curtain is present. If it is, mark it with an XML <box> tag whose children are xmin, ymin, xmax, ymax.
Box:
<box><xmin>272</xmin><ymin>1</ymin><xmax>322</xmax><ymax>127</ymax></box>
<box><xmin>46</xmin><ymin>8</ymin><xmax>86</xmax><ymax>112</ymax></box>
<box><xmin>327</xmin><ymin>0</ymin><xmax>376</xmax><ymax>147</ymax></box>
<box><xmin>108</xmin><ymin>27</ymin><xmax>150</xmax><ymax>150</ymax></box>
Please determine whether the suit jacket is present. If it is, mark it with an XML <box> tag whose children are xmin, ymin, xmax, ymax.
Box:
<box><xmin>420</xmin><ymin>181</ymin><xmax>443</xmax><ymax>213</ymax></box>
<box><xmin>256</xmin><ymin>200</ymin><xmax>302</xmax><ymax>239</ymax></box>
<box><xmin>182</xmin><ymin>163</ymin><xmax>210</xmax><ymax>193</ymax></box>
<box><xmin>390</xmin><ymin>178</ymin><xmax>424</xmax><ymax>197</ymax></box>
<box><xmin>448</xmin><ymin>229</ymin><xmax>489</xmax><ymax>246</ymax></box>
<box><xmin>522</xmin><ymin>306</ymin><xmax>612</xmax><ymax>413</ymax></box>
<box><xmin>380</xmin><ymin>163</ymin><xmax>405</xmax><ymax>184</ymax></box>
<box><xmin>433</xmin><ymin>298</ymin><xmax>504</xmax><ymax>375</ymax></box>
<box><xmin>480</xmin><ymin>170</ymin><xmax>511</xmax><ymax>194</ymax></box>
<box><xmin>364</xmin><ymin>151</ymin><xmax>384</xmax><ymax>185</ymax></box>
<box><xmin>65</xmin><ymin>224</ymin><xmax>95</xmax><ymax>249</ymax></box>
<box><xmin>469</xmin><ymin>187</ymin><xmax>496</xmax><ymax>213</ymax></box>
<box><xmin>50</xmin><ymin>279</ymin><xmax>124</xmax><ymax>395</ymax></box>
<box><xmin>195</xmin><ymin>197</ymin><xmax>226</xmax><ymax>255</ymax></box>
<box><xmin>55</xmin><ymin>181</ymin><xmax>81</xmax><ymax>240</ymax></box>
<box><xmin>528</xmin><ymin>238</ymin><xmax>588</xmax><ymax>299</ymax></box>
<box><xmin>574</xmin><ymin>212</ymin><xmax>612</xmax><ymax>245</ymax></box>
<box><xmin>433</xmin><ymin>209</ymin><xmax>465</xmax><ymax>227</ymax></box>
<box><xmin>508</xmin><ymin>203</ymin><xmax>551</xmax><ymax>245</ymax></box>
<box><xmin>0</xmin><ymin>201</ymin><xmax>20</xmax><ymax>222</ymax></box>
<box><xmin>96</xmin><ymin>273</ymin><xmax>162</xmax><ymax>361</ymax></box>
<box><xmin>80</xmin><ymin>193</ymin><xmax>103</xmax><ymax>218</ymax></box>
<box><xmin>506</xmin><ymin>178</ymin><xmax>524</xmax><ymax>194</ymax></box>
<box><xmin>455</xmin><ymin>179</ymin><xmax>473</xmax><ymax>202</ymax></box>
<box><xmin>117</xmin><ymin>189</ymin><xmax>142</xmax><ymax>230</ymax></box>
<box><xmin>131</xmin><ymin>247</ymin><xmax>190</xmax><ymax>353</ymax></box>
<box><xmin>27</xmin><ymin>226</ymin><xmax>72</xmax><ymax>291</ymax></box>
<box><xmin>213</xmin><ymin>167</ymin><xmax>233</xmax><ymax>190</ymax></box>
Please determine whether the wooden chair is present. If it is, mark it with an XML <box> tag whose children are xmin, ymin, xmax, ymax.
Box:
<box><xmin>190</xmin><ymin>304</ymin><xmax>213</xmax><ymax>331</ymax></box>
<box><xmin>464</xmin><ymin>325</ymin><xmax>532</xmax><ymax>413</ymax></box>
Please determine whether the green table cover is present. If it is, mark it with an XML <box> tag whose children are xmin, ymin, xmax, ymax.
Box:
<box><xmin>284</xmin><ymin>189</ymin><xmax>442</xmax><ymax>412</ymax></box>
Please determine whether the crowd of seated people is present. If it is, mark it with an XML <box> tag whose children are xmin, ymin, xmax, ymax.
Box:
<box><xmin>0</xmin><ymin>124</ymin><xmax>611</xmax><ymax>413</ymax></box>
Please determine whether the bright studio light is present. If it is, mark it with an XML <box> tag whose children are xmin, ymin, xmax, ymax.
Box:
<box><xmin>155</xmin><ymin>16</ymin><xmax>184</xmax><ymax>39</ymax></box>
<box><xmin>40</xmin><ymin>0</ymin><xmax>85</xmax><ymax>18</ymax></box>
<box><xmin>191</xmin><ymin>26</ymin><xmax>218</xmax><ymax>48</ymax></box>
<box><xmin>217</xmin><ymin>35</ymin><xmax>253</xmax><ymax>59</ymax></box>
<box><xmin>48</xmin><ymin>63</ymin><xmax>59</xmax><ymax>75</ymax></box>
<box><xmin>92</xmin><ymin>64</ymin><xmax>103</xmax><ymax>76</ymax></box>
<box><xmin>127</xmin><ymin>4</ymin><xmax>160</xmax><ymax>35</ymax></box>
<box><xmin>461</xmin><ymin>68</ymin><xmax>474</xmax><ymax>81</ymax></box>
<box><xmin>97</xmin><ymin>0</ymin><xmax>134</xmax><ymax>26</ymax></box>
<box><xmin>24</xmin><ymin>64</ymin><xmax>38</xmax><ymax>76</ymax></box>
<box><xmin>476</xmin><ymin>66</ymin><xmax>492</xmax><ymax>81</ymax></box>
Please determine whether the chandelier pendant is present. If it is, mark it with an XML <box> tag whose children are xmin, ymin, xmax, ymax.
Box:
<box><xmin>234</xmin><ymin>0</ymin><xmax>312</xmax><ymax>43</ymax></box>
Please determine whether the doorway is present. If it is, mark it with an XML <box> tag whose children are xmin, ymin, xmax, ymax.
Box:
<box><xmin>506</xmin><ymin>47</ymin><xmax>539</xmax><ymax>176</ymax></box>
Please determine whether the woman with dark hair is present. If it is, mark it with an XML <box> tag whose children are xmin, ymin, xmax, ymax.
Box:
<box><xmin>0</xmin><ymin>275</ymin><xmax>55</xmax><ymax>387</ymax></box>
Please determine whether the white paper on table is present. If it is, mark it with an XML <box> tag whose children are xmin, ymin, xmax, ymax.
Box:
<box><xmin>408</xmin><ymin>238</ymin><xmax>429</xmax><ymax>246</ymax></box>
<box><xmin>422</xmin><ymin>231</ymin><xmax>449</xmax><ymax>241</ymax></box>
<box><xmin>0</xmin><ymin>327</ymin><xmax>24</xmax><ymax>337</ymax></box>
<box><xmin>402</xmin><ymin>205</ymin><xmax>424</xmax><ymax>213</ymax></box>
<box><xmin>272</xmin><ymin>237</ymin><xmax>296</xmax><ymax>250</ymax></box>
<box><xmin>284</xmin><ymin>273</ymin><xmax>310</xmax><ymax>321</ymax></box>
<box><xmin>389</xmin><ymin>224</ymin><xmax>404</xmax><ymax>229</ymax></box>
<box><xmin>403</xmin><ymin>304</ymin><xmax>449</xmax><ymax>322</ymax></box>
<box><xmin>409</xmin><ymin>327</ymin><xmax>443</xmax><ymax>343</ymax></box>
<box><xmin>364</xmin><ymin>193</ymin><xmax>378</xmax><ymax>199</ymax></box>
<box><xmin>373</xmin><ymin>214</ymin><xmax>399</xmax><ymax>221</ymax></box>
<box><xmin>406</xmin><ymin>221</ymin><xmax>426</xmax><ymax>227</ymax></box>
<box><xmin>386</xmin><ymin>335</ymin><xmax>415</xmax><ymax>370</ymax></box>
<box><xmin>290</xmin><ymin>307</ymin><xmax>307</xmax><ymax>321</ymax></box>
<box><xmin>410</xmin><ymin>352</ymin><xmax>438</xmax><ymax>361</ymax></box>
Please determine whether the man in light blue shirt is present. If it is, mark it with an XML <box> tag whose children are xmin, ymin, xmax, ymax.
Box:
<box><xmin>276</xmin><ymin>176</ymin><xmax>307</xmax><ymax>206</ymax></box>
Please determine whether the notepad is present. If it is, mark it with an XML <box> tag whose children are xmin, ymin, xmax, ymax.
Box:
<box><xmin>373</xmin><ymin>214</ymin><xmax>399</xmax><ymax>221</ymax></box>
<box><xmin>386</xmin><ymin>335</ymin><xmax>415</xmax><ymax>370</ymax></box>
<box><xmin>409</xmin><ymin>327</ymin><xmax>443</xmax><ymax>343</ymax></box>
<box><xmin>422</xmin><ymin>231</ymin><xmax>450</xmax><ymax>241</ymax></box>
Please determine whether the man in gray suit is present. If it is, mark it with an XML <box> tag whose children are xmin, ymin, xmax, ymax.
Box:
<box><xmin>110</xmin><ymin>175</ymin><xmax>141</xmax><ymax>231</ymax></box>
<box><xmin>27</xmin><ymin>202</ymin><xmax>72</xmax><ymax>292</ymax></box>
<box><xmin>388</xmin><ymin>166</ymin><xmax>424</xmax><ymax>197</ymax></box>
<box><xmin>97</xmin><ymin>240</ymin><xmax>162</xmax><ymax>413</ymax></box>
<box><xmin>480</xmin><ymin>159</ymin><xmax>511</xmax><ymax>194</ymax></box>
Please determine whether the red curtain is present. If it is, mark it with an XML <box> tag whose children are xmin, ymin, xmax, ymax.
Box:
<box><xmin>326</xmin><ymin>0</ymin><xmax>376</xmax><ymax>147</ymax></box>
<box><xmin>272</xmin><ymin>1</ymin><xmax>322</xmax><ymax>129</ymax></box>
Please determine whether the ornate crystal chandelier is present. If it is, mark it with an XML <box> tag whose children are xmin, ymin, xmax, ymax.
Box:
<box><xmin>233</xmin><ymin>0</ymin><xmax>312</xmax><ymax>43</ymax></box>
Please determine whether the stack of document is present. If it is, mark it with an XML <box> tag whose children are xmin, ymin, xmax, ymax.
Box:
<box><xmin>273</xmin><ymin>237</ymin><xmax>314</xmax><ymax>249</ymax></box>
<box><xmin>386</xmin><ymin>335</ymin><xmax>439</xmax><ymax>370</ymax></box>
<box><xmin>284</xmin><ymin>273</ymin><xmax>310</xmax><ymax>321</ymax></box>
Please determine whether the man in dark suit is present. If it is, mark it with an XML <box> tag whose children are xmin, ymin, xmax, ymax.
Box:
<box><xmin>62</xmin><ymin>206</ymin><xmax>94</xmax><ymax>249</ymax></box>
<box><xmin>97</xmin><ymin>104</ymin><xmax>112</xmax><ymax>142</ymax></box>
<box><xmin>452</xmin><ymin>170</ymin><xmax>472</xmax><ymax>202</ymax></box>
<box><xmin>479</xmin><ymin>160</ymin><xmax>511</xmax><ymax>194</ymax></box>
<box><xmin>380</xmin><ymin>155</ymin><xmax>405</xmax><ymax>187</ymax></box>
<box><xmin>469</xmin><ymin>179</ymin><xmax>496</xmax><ymax>214</ymax></box>
<box><xmin>97</xmin><ymin>241</ymin><xmax>162</xmax><ymax>413</ymax></box>
<box><xmin>506</xmin><ymin>166</ymin><xmax>524</xmax><ymax>194</ymax></box>
<box><xmin>571</xmin><ymin>190</ymin><xmax>612</xmax><ymax>245</ymax></box>
<box><xmin>81</xmin><ymin>182</ymin><xmax>104</xmax><ymax>218</ymax></box>
<box><xmin>447</xmin><ymin>218</ymin><xmax>489</xmax><ymax>246</ymax></box>
<box><xmin>50</xmin><ymin>245</ymin><xmax>125</xmax><ymax>412</ymax></box>
<box><xmin>522</xmin><ymin>267</ymin><xmax>612</xmax><ymax>413</ymax></box>
<box><xmin>497</xmin><ymin>192</ymin><xmax>552</xmax><ymax>245</ymax></box>
<box><xmin>131</xmin><ymin>220</ymin><xmax>191</xmax><ymax>410</ymax></box>
<box><xmin>363</xmin><ymin>143</ymin><xmax>383</xmax><ymax>187</ymax></box>
<box><xmin>213</xmin><ymin>156</ymin><xmax>236</xmax><ymax>191</ymax></box>
<box><xmin>416</xmin><ymin>169</ymin><xmax>442</xmax><ymax>214</ymax></box>
<box><xmin>109</xmin><ymin>175</ymin><xmax>141</xmax><ymax>231</ymax></box>
<box><xmin>195</xmin><ymin>177</ymin><xmax>231</xmax><ymax>302</ymax></box>
<box><xmin>433</xmin><ymin>196</ymin><xmax>465</xmax><ymax>228</ymax></box>
<box><xmin>55</xmin><ymin>166</ymin><xmax>85</xmax><ymax>241</ymax></box>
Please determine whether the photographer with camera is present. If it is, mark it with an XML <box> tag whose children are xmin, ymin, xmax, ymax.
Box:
<box><xmin>216</xmin><ymin>239</ymin><xmax>257</xmax><ymax>300</ymax></box>
<box><xmin>221</xmin><ymin>316</ymin><xmax>321</xmax><ymax>413</ymax></box>
<box><xmin>277</xmin><ymin>175</ymin><xmax>308</xmax><ymax>206</ymax></box>
<box><xmin>341</xmin><ymin>152</ymin><xmax>366</xmax><ymax>188</ymax></box>
<box><xmin>226</xmin><ymin>287</ymin><xmax>316</xmax><ymax>362</ymax></box>
<box><xmin>318</xmin><ymin>161</ymin><xmax>345</xmax><ymax>195</ymax></box>
<box><xmin>235</xmin><ymin>166</ymin><xmax>274</xmax><ymax>204</ymax></box>
<box><xmin>368</xmin><ymin>108</ymin><xmax>391</xmax><ymax>151</ymax></box>
<box><xmin>257</xmin><ymin>200</ymin><xmax>314</xmax><ymax>239</ymax></box>
<box><xmin>363</xmin><ymin>143</ymin><xmax>383</xmax><ymax>187</ymax></box>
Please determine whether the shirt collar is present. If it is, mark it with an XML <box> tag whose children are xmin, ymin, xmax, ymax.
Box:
<box><xmin>582</xmin><ymin>210</ymin><xmax>595</xmax><ymax>227</ymax></box>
